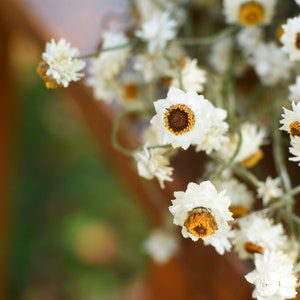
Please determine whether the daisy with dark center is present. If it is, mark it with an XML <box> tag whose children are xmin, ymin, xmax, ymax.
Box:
<box><xmin>169</xmin><ymin>181</ymin><xmax>233</xmax><ymax>254</ymax></box>
<box><xmin>150</xmin><ymin>87</ymin><xmax>229</xmax><ymax>151</ymax></box>
<box><xmin>223</xmin><ymin>0</ymin><xmax>276</xmax><ymax>27</ymax></box>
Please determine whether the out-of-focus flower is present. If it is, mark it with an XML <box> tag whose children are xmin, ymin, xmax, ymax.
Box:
<box><xmin>257</xmin><ymin>177</ymin><xmax>283</xmax><ymax>205</ymax></box>
<box><xmin>223</xmin><ymin>0</ymin><xmax>277</xmax><ymax>26</ymax></box>
<box><xmin>143</xmin><ymin>229</ymin><xmax>180</xmax><ymax>264</ymax></box>
<box><xmin>135</xmin><ymin>12</ymin><xmax>178</xmax><ymax>54</ymax></box>
<box><xmin>134</xmin><ymin>145</ymin><xmax>173</xmax><ymax>188</ymax></box>
<box><xmin>281</xmin><ymin>16</ymin><xmax>300</xmax><ymax>62</ymax></box>
<box><xmin>38</xmin><ymin>38</ymin><xmax>85</xmax><ymax>88</ymax></box>
<box><xmin>245</xmin><ymin>250</ymin><xmax>297</xmax><ymax>300</ymax></box>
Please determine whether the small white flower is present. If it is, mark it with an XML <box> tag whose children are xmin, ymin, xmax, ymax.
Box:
<box><xmin>245</xmin><ymin>250</ymin><xmax>297</xmax><ymax>300</ymax></box>
<box><xmin>87</xmin><ymin>30</ymin><xmax>130</xmax><ymax>81</ymax></box>
<box><xmin>289</xmin><ymin>135</ymin><xmax>300</xmax><ymax>165</ymax></box>
<box><xmin>232</xmin><ymin>214</ymin><xmax>289</xmax><ymax>260</ymax></box>
<box><xmin>236</xmin><ymin>26</ymin><xmax>264</xmax><ymax>56</ymax></box>
<box><xmin>249</xmin><ymin>42</ymin><xmax>293</xmax><ymax>86</ymax></box>
<box><xmin>134</xmin><ymin>145</ymin><xmax>173</xmax><ymax>188</ymax></box>
<box><xmin>257</xmin><ymin>177</ymin><xmax>283</xmax><ymax>205</ymax></box>
<box><xmin>209</xmin><ymin>36</ymin><xmax>233</xmax><ymax>74</ymax></box>
<box><xmin>143</xmin><ymin>229</ymin><xmax>180</xmax><ymax>264</ymax></box>
<box><xmin>288</xmin><ymin>76</ymin><xmax>300</xmax><ymax>102</ymax></box>
<box><xmin>41</xmin><ymin>38</ymin><xmax>86</xmax><ymax>88</ymax></box>
<box><xmin>296</xmin><ymin>0</ymin><xmax>300</xmax><ymax>6</ymax></box>
<box><xmin>170</xmin><ymin>57</ymin><xmax>206</xmax><ymax>93</ymax></box>
<box><xmin>281</xmin><ymin>16</ymin><xmax>300</xmax><ymax>61</ymax></box>
<box><xmin>219</xmin><ymin>122</ymin><xmax>267</xmax><ymax>167</ymax></box>
<box><xmin>213</xmin><ymin>173</ymin><xmax>254</xmax><ymax>215</ymax></box>
<box><xmin>280</xmin><ymin>101</ymin><xmax>300</xmax><ymax>135</ymax></box>
<box><xmin>169</xmin><ymin>181</ymin><xmax>233</xmax><ymax>254</ymax></box>
<box><xmin>150</xmin><ymin>87</ymin><xmax>228</xmax><ymax>151</ymax></box>
<box><xmin>223</xmin><ymin>0</ymin><xmax>277</xmax><ymax>26</ymax></box>
<box><xmin>135</xmin><ymin>12</ymin><xmax>178</xmax><ymax>54</ymax></box>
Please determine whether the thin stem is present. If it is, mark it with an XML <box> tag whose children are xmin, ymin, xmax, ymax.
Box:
<box><xmin>73</xmin><ymin>39</ymin><xmax>139</xmax><ymax>60</ymax></box>
<box><xmin>112</xmin><ymin>109</ymin><xmax>142</xmax><ymax>156</ymax></box>
<box><xmin>176</xmin><ymin>26</ymin><xmax>238</xmax><ymax>46</ymax></box>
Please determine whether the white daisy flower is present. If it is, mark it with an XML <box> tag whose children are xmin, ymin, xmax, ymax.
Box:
<box><xmin>249</xmin><ymin>42</ymin><xmax>293</xmax><ymax>86</ymax></box>
<box><xmin>223</xmin><ymin>0</ymin><xmax>277</xmax><ymax>26</ymax></box>
<box><xmin>232</xmin><ymin>214</ymin><xmax>289</xmax><ymax>260</ymax></box>
<box><xmin>39</xmin><ymin>38</ymin><xmax>86</xmax><ymax>88</ymax></box>
<box><xmin>245</xmin><ymin>250</ymin><xmax>298</xmax><ymax>300</ymax></box>
<box><xmin>143</xmin><ymin>229</ymin><xmax>180</xmax><ymax>264</ymax></box>
<box><xmin>135</xmin><ymin>12</ymin><xmax>178</xmax><ymax>54</ymax></box>
<box><xmin>219</xmin><ymin>122</ymin><xmax>267</xmax><ymax>168</ymax></box>
<box><xmin>150</xmin><ymin>87</ymin><xmax>229</xmax><ymax>151</ymax></box>
<box><xmin>281</xmin><ymin>16</ymin><xmax>300</xmax><ymax>61</ymax></box>
<box><xmin>170</xmin><ymin>57</ymin><xmax>206</xmax><ymax>93</ymax></box>
<box><xmin>169</xmin><ymin>181</ymin><xmax>233</xmax><ymax>254</ymax></box>
<box><xmin>288</xmin><ymin>76</ymin><xmax>300</xmax><ymax>102</ymax></box>
<box><xmin>296</xmin><ymin>0</ymin><xmax>300</xmax><ymax>6</ymax></box>
<box><xmin>280</xmin><ymin>101</ymin><xmax>300</xmax><ymax>137</ymax></box>
<box><xmin>257</xmin><ymin>176</ymin><xmax>283</xmax><ymax>205</ymax></box>
<box><xmin>134</xmin><ymin>145</ymin><xmax>173</xmax><ymax>188</ymax></box>
<box><xmin>236</xmin><ymin>26</ymin><xmax>264</xmax><ymax>56</ymax></box>
<box><xmin>289</xmin><ymin>135</ymin><xmax>300</xmax><ymax>166</ymax></box>
<box><xmin>209</xmin><ymin>36</ymin><xmax>233</xmax><ymax>74</ymax></box>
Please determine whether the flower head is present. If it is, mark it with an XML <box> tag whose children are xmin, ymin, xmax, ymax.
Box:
<box><xmin>223</xmin><ymin>0</ymin><xmax>277</xmax><ymax>26</ymax></box>
<box><xmin>135</xmin><ymin>12</ymin><xmax>178</xmax><ymax>54</ymax></box>
<box><xmin>280</xmin><ymin>101</ymin><xmax>300</xmax><ymax>136</ymax></box>
<box><xmin>143</xmin><ymin>229</ymin><xmax>180</xmax><ymax>264</ymax></box>
<box><xmin>219</xmin><ymin>122</ymin><xmax>267</xmax><ymax>168</ymax></box>
<box><xmin>38</xmin><ymin>38</ymin><xmax>85</xmax><ymax>88</ymax></box>
<box><xmin>150</xmin><ymin>87</ymin><xmax>228</xmax><ymax>151</ymax></box>
<box><xmin>257</xmin><ymin>177</ymin><xmax>283</xmax><ymax>205</ymax></box>
<box><xmin>232</xmin><ymin>214</ymin><xmax>289</xmax><ymax>260</ymax></box>
<box><xmin>133</xmin><ymin>145</ymin><xmax>174</xmax><ymax>188</ymax></box>
<box><xmin>249</xmin><ymin>42</ymin><xmax>293</xmax><ymax>86</ymax></box>
<box><xmin>281</xmin><ymin>16</ymin><xmax>300</xmax><ymax>61</ymax></box>
<box><xmin>245</xmin><ymin>250</ymin><xmax>297</xmax><ymax>300</ymax></box>
<box><xmin>169</xmin><ymin>181</ymin><xmax>233</xmax><ymax>254</ymax></box>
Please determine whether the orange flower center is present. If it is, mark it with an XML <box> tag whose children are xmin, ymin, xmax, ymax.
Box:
<box><xmin>289</xmin><ymin>121</ymin><xmax>300</xmax><ymax>137</ymax></box>
<box><xmin>184</xmin><ymin>207</ymin><xmax>218</xmax><ymax>238</ymax></box>
<box><xmin>244</xmin><ymin>241</ymin><xmax>264</xmax><ymax>255</ymax></box>
<box><xmin>239</xmin><ymin>1</ymin><xmax>264</xmax><ymax>26</ymax></box>
<box><xmin>37</xmin><ymin>61</ymin><xmax>62</xmax><ymax>89</ymax></box>
<box><xmin>240</xmin><ymin>148</ymin><xmax>264</xmax><ymax>168</ymax></box>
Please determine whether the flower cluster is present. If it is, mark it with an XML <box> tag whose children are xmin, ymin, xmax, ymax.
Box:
<box><xmin>38</xmin><ymin>0</ymin><xmax>300</xmax><ymax>298</ymax></box>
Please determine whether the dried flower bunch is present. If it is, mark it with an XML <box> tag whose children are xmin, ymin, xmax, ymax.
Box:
<box><xmin>38</xmin><ymin>0</ymin><xmax>300</xmax><ymax>298</ymax></box>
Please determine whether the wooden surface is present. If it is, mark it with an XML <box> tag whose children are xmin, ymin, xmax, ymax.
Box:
<box><xmin>0</xmin><ymin>1</ymin><xmax>261</xmax><ymax>299</ymax></box>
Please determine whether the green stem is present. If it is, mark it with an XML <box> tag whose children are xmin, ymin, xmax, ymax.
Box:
<box><xmin>73</xmin><ymin>39</ymin><xmax>139</xmax><ymax>60</ymax></box>
<box><xmin>176</xmin><ymin>26</ymin><xmax>238</xmax><ymax>46</ymax></box>
<box><xmin>112</xmin><ymin>109</ymin><xmax>142</xmax><ymax>156</ymax></box>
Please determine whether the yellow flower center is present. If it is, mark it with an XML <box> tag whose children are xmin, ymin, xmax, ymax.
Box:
<box><xmin>37</xmin><ymin>61</ymin><xmax>62</xmax><ymax>89</ymax></box>
<box><xmin>244</xmin><ymin>241</ymin><xmax>264</xmax><ymax>255</ymax></box>
<box><xmin>289</xmin><ymin>121</ymin><xmax>300</xmax><ymax>137</ymax></box>
<box><xmin>184</xmin><ymin>207</ymin><xmax>218</xmax><ymax>238</ymax></box>
<box><xmin>239</xmin><ymin>1</ymin><xmax>264</xmax><ymax>26</ymax></box>
<box><xmin>240</xmin><ymin>148</ymin><xmax>264</xmax><ymax>168</ymax></box>
<box><xmin>229</xmin><ymin>206</ymin><xmax>248</xmax><ymax>218</ymax></box>
<box><xmin>164</xmin><ymin>104</ymin><xmax>195</xmax><ymax>135</ymax></box>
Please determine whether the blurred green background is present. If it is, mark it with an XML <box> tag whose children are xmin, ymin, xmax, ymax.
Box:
<box><xmin>9</xmin><ymin>32</ymin><xmax>150</xmax><ymax>300</ymax></box>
